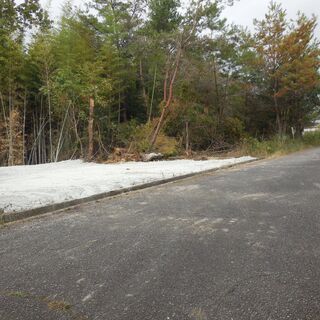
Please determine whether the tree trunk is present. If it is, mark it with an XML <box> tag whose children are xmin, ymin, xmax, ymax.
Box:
<box><xmin>213</xmin><ymin>58</ymin><xmax>222</xmax><ymax>123</ymax></box>
<box><xmin>276</xmin><ymin>111</ymin><xmax>283</xmax><ymax>136</ymax></box>
<box><xmin>139</xmin><ymin>59</ymin><xmax>149</xmax><ymax>111</ymax></box>
<box><xmin>163</xmin><ymin>68</ymin><xmax>169</xmax><ymax>102</ymax></box>
<box><xmin>54</xmin><ymin>102</ymin><xmax>70</xmax><ymax>162</ymax></box>
<box><xmin>185</xmin><ymin>121</ymin><xmax>190</xmax><ymax>155</ymax></box>
<box><xmin>8</xmin><ymin>109</ymin><xmax>13</xmax><ymax>166</ymax></box>
<box><xmin>149</xmin><ymin>65</ymin><xmax>157</xmax><ymax>122</ymax></box>
<box><xmin>22</xmin><ymin>90</ymin><xmax>26</xmax><ymax>165</ymax></box>
<box><xmin>88</xmin><ymin>97</ymin><xmax>95</xmax><ymax>160</ymax></box>
<box><xmin>150</xmin><ymin>50</ymin><xmax>181</xmax><ymax>148</ymax></box>
<box><xmin>274</xmin><ymin>94</ymin><xmax>284</xmax><ymax>137</ymax></box>
<box><xmin>118</xmin><ymin>91</ymin><xmax>121</xmax><ymax>124</ymax></box>
<box><xmin>46</xmin><ymin>67</ymin><xmax>53</xmax><ymax>162</ymax></box>
<box><xmin>8</xmin><ymin>67</ymin><xmax>13</xmax><ymax>166</ymax></box>
<box><xmin>71</xmin><ymin>106</ymin><xmax>83</xmax><ymax>158</ymax></box>
<box><xmin>0</xmin><ymin>92</ymin><xmax>9</xmax><ymax>145</ymax></box>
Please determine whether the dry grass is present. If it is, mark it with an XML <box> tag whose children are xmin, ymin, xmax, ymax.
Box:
<box><xmin>190</xmin><ymin>307</ymin><xmax>208</xmax><ymax>320</ymax></box>
<box><xmin>46</xmin><ymin>299</ymin><xmax>72</xmax><ymax>311</ymax></box>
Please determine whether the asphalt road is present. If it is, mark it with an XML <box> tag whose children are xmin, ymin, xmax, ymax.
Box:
<box><xmin>1</xmin><ymin>149</ymin><xmax>320</xmax><ymax>320</ymax></box>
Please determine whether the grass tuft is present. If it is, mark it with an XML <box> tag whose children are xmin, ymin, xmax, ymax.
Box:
<box><xmin>8</xmin><ymin>291</ymin><xmax>30</xmax><ymax>298</ymax></box>
<box><xmin>46</xmin><ymin>300</ymin><xmax>72</xmax><ymax>311</ymax></box>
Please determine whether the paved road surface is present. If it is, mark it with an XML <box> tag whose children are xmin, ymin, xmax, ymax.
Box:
<box><xmin>1</xmin><ymin>149</ymin><xmax>320</xmax><ymax>320</ymax></box>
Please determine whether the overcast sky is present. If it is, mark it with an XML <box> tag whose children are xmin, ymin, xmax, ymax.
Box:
<box><xmin>41</xmin><ymin>0</ymin><xmax>320</xmax><ymax>34</ymax></box>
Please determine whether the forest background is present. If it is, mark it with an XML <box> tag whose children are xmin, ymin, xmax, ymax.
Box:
<box><xmin>0</xmin><ymin>0</ymin><xmax>319</xmax><ymax>166</ymax></box>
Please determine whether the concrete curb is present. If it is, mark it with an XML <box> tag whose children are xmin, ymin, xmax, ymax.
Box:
<box><xmin>1</xmin><ymin>159</ymin><xmax>258</xmax><ymax>224</ymax></box>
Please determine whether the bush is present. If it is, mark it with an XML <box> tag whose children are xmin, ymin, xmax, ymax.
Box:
<box><xmin>116</xmin><ymin>120</ymin><xmax>139</xmax><ymax>147</ymax></box>
<box><xmin>154</xmin><ymin>134</ymin><xmax>179</xmax><ymax>156</ymax></box>
<box><xmin>221</xmin><ymin>117</ymin><xmax>246</xmax><ymax>144</ymax></box>
<box><xmin>187</xmin><ymin>115</ymin><xmax>218</xmax><ymax>150</ymax></box>
<box><xmin>129</xmin><ymin>122</ymin><xmax>179</xmax><ymax>156</ymax></box>
<box><xmin>302</xmin><ymin>131</ymin><xmax>320</xmax><ymax>146</ymax></box>
<box><xmin>240</xmin><ymin>131</ymin><xmax>320</xmax><ymax>158</ymax></box>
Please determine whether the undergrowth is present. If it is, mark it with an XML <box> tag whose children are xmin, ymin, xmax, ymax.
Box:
<box><xmin>238</xmin><ymin>131</ymin><xmax>320</xmax><ymax>158</ymax></box>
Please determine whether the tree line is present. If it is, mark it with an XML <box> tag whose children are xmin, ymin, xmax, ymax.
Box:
<box><xmin>0</xmin><ymin>0</ymin><xmax>319</xmax><ymax>166</ymax></box>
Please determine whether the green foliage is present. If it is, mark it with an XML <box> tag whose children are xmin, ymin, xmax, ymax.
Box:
<box><xmin>0</xmin><ymin>0</ymin><xmax>49</xmax><ymax>36</ymax></box>
<box><xmin>0</xmin><ymin>0</ymin><xmax>319</xmax><ymax>166</ymax></box>
<box><xmin>149</xmin><ymin>0</ymin><xmax>181</xmax><ymax>33</ymax></box>
<box><xmin>127</xmin><ymin>122</ymin><xmax>179</xmax><ymax>156</ymax></box>
<box><xmin>240</xmin><ymin>132</ymin><xmax>320</xmax><ymax>158</ymax></box>
<box><xmin>302</xmin><ymin>131</ymin><xmax>320</xmax><ymax>146</ymax></box>
<box><xmin>221</xmin><ymin>117</ymin><xmax>245</xmax><ymax>144</ymax></box>
<box><xmin>115</xmin><ymin>120</ymin><xmax>139</xmax><ymax>147</ymax></box>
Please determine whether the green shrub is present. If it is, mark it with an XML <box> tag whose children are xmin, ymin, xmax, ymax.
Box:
<box><xmin>129</xmin><ymin>122</ymin><xmax>179</xmax><ymax>156</ymax></box>
<box><xmin>222</xmin><ymin>117</ymin><xmax>246</xmax><ymax>144</ymax></box>
<box><xmin>240</xmin><ymin>131</ymin><xmax>320</xmax><ymax>158</ymax></box>
<box><xmin>116</xmin><ymin>120</ymin><xmax>139</xmax><ymax>147</ymax></box>
<box><xmin>302</xmin><ymin>131</ymin><xmax>320</xmax><ymax>146</ymax></box>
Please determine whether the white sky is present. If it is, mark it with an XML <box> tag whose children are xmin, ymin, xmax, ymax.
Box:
<box><xmin>223</xmin><ymin>0</ymin><xmax>319</xmax><ymax>33</ymax></box>
<box><xmin>41</xmin><ymin>0</ymin><xmax>320</xmax><ymax>34</ymax></box>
